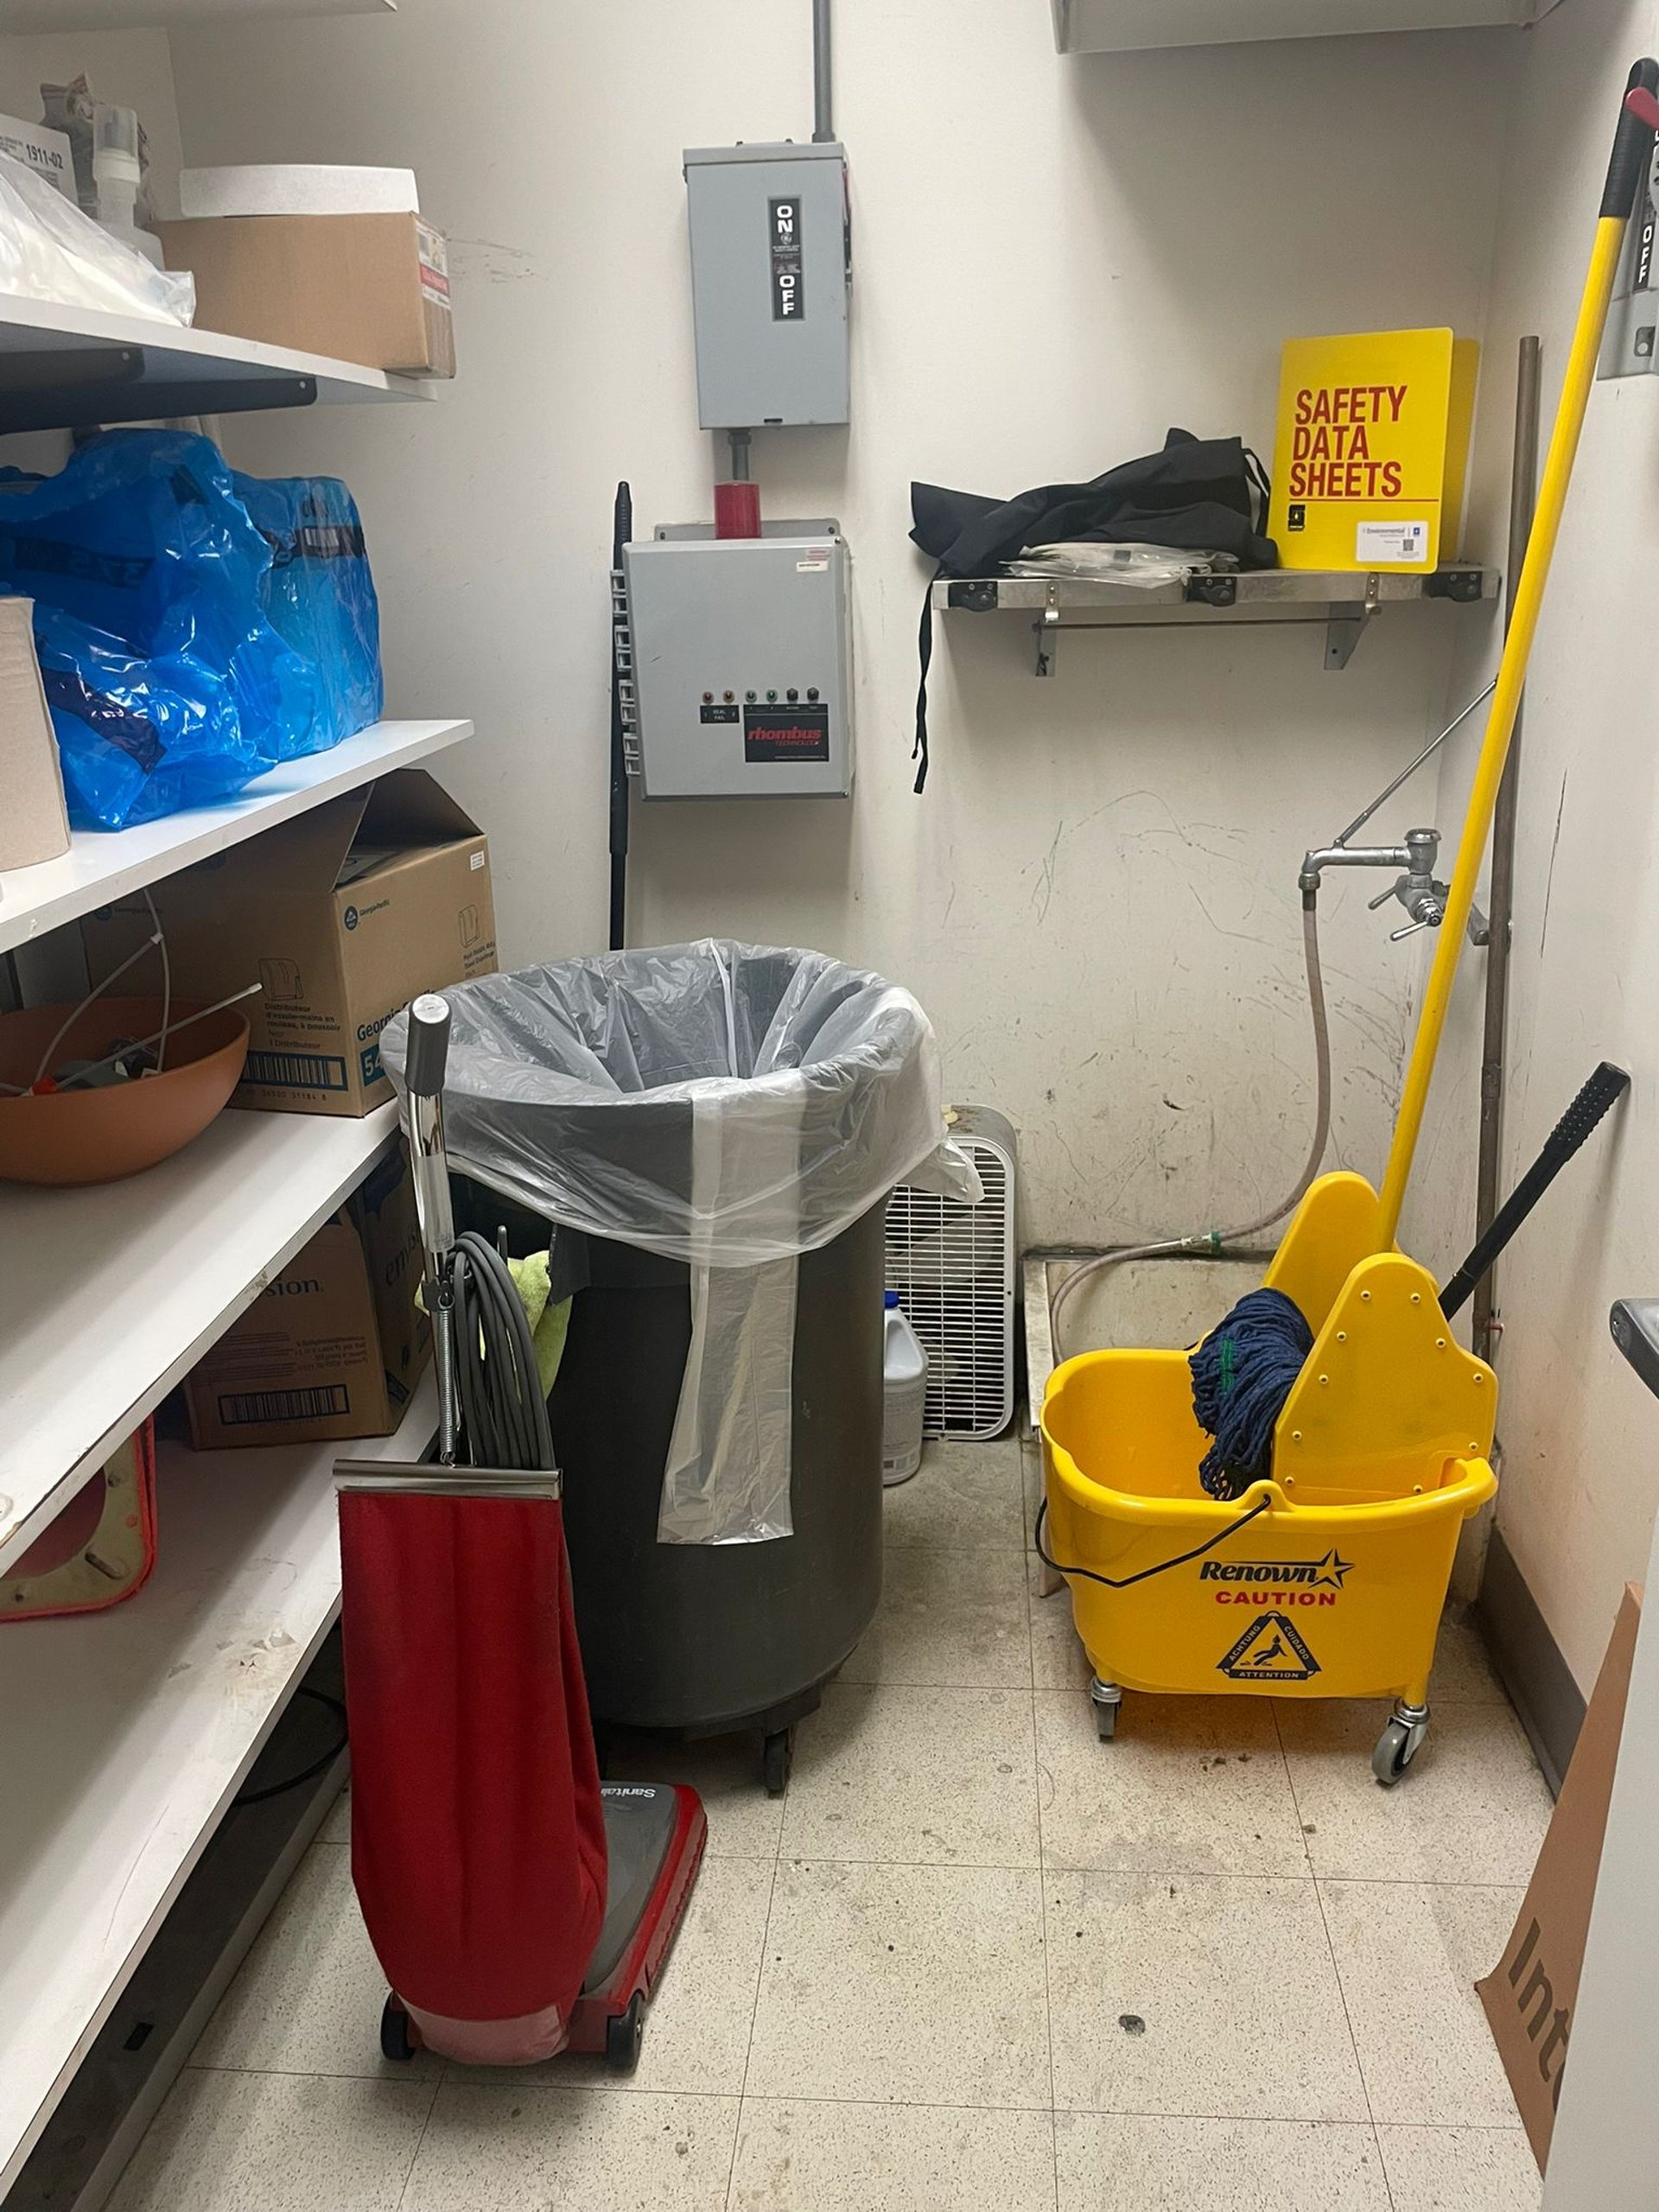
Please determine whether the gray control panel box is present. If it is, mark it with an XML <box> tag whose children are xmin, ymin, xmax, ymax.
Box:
<box><xmin>683</xmin><ymin>141</ymin><xmax>849</xmax><ymax>429</ymax></box>
<box><xmin>621</xmin><ymin>524</ymin><xmax>852</xmax><ymax>798</ymax></box>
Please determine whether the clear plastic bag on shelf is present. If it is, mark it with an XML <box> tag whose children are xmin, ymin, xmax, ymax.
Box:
<box><xmin>0</xmin><ymin>146</ymin><xmax>192</xmax><ymax>323</ymax></box>
<box><xmin>382</xmin><ymin>943</ymin><xmax>981</xmax><ymax>1546</ymax></box>
<box><xmin>232</xmin><ymin>473</ymin><xmax>385</xmax><ymax>746</ymax></box>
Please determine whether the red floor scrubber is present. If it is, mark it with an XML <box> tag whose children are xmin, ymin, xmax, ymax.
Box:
<box><xmin>335</xmin><ymin>993</ymin><xmax>706</xmax><ymax>2071</ymax></box>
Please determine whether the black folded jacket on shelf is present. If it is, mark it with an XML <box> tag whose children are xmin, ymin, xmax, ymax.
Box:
<box><xmin>908</xmin><ymin>429</ymin><xmax>1278</xmax><ymax>790</ymax></box>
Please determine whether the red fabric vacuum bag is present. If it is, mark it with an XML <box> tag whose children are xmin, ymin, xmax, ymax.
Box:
<box><xmin>339</xmin><ymin>1490</ymin><xmax>607</xmax><ymax>2063</ymax></box>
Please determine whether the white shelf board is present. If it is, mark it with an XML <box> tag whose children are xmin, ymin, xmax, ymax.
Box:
<box><xmin>0</xmin><ymin>717</ymin><xmax>474</xmax><ymax>956</ymax></box>
<box><xmin>0</xmin><ymin>289</ymin><xmax>429</xmax><ymax>410</ymax></box>
<box><xmin>6</xmin><ymin>1</ymin><xmax>393</xmax><ymax>33</ymax></box>
<box><xmin>0</xmin><ymin>1378</ymin><xmax>434</xmax><ymax>2195</ymax></box>
<box><xmin>0</xmin><ymin>1099</ymin><xmax>404</xmax><ymax>1575</ymax></box>
<box><xmin>1051</xmin><ymin>0</ymin><xmax>1548</xmax><ymax>46</ymax></box>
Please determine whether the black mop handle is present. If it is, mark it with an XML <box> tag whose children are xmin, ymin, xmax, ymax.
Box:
<box><xmin>1440</xmin><ymin>1060</ymin><xmax>1630</xmax><ymax>1319</ymax></box>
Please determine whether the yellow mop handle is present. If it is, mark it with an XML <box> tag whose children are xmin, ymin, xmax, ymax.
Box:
<box><xmin>1376</xmin><ymin>64</ymin><xmax>1659</xmax><ymax>1249</ymax></box>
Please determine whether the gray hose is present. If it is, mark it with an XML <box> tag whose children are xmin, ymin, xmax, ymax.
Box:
<box><xmin>1048</xmin><ymin>899</ymin><xmax>1332</xmax><ymax>1362</ymax></box>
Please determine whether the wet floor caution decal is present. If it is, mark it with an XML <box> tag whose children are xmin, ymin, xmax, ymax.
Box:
<box><xmin>1218</xmin><ymin>1611</ymin><xmax>1321</xmax><ymax>1683</ymax></box>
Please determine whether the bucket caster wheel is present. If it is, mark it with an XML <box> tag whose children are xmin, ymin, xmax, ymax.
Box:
<box><xmin>1372</xmin><ymin>1702</ymin><xmax>1430</xmax><ymax>1788</ymax></box>
<box><xmin>1090</xmin><ymin>1678</ymin><xmax>1122</xmax><ymax>1743</ymax></box>
<box><xmin>380</xmin><ymin>1996</ymin><xmax>416</xmax><ymax>2063</ymax></box>
<box><xmin>762</xmin><ymin>1726</ymin><xmax>795</xmax><ymax>1797</ymax></box>
<box><xmin>604</xmin><ymin>1992</ymin><xmax>645</xmax><ymax>2075</ymax></box>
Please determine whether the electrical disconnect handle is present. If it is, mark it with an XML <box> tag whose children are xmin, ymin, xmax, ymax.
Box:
<box><xmin>404</xmin><ymin>993</ymin><xmax>452</xmax><ymax>1099</ymax></box>
<box><xmin>1605</xmin><ymin>61</ymin><xmax>1659</xmax><ymax>215</ymax></box>
<box><xmin>1611</xmin><ymin>1299</ymin><xmax>1659</xmax><ymax>1400</ymax></box>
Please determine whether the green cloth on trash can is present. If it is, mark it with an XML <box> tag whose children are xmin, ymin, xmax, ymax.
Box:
<box><xmin>418</xmin><ymin>1252</ymin><xmax>571</xmax><ymax>1396</ymax></box>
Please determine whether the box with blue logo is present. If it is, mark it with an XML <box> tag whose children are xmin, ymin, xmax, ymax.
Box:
<box><xmin>83</xmin><ymin>768</ymin><xmax>495</xmax><ymax>1117</ymax></box>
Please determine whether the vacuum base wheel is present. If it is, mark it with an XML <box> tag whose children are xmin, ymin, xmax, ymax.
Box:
<box><xmin>603</xmin><ymin>1992</ymin><xmax>645</xmax><ymax>2074</ymax></box>
<box><xmin>380</xmin><ymin>1997</ymin><xmax>416</xmax><ymax>2063</ymax></box>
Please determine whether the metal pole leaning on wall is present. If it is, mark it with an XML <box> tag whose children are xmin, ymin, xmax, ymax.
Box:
<box><xmin>1472</xmin><ymin>335</ymin><xmax>1542</xmax><ymax>1365</ymax></box>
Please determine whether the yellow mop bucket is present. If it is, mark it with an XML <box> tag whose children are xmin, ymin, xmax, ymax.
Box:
<box><xmin>1040</xmin><ymin>1172</ymin><xmax>1496</xmax><ymax>1781</ymax></box>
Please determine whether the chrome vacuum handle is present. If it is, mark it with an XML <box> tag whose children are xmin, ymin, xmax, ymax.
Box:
<box><xmin>404</xmin><ymin>990</ymin><xmax>452</xmax><ymax>1099</ymax></box>
<box><xmin>404</xmin><ymin>994</ymin><xmax>461</xmax><ymax>1463</ymax></box>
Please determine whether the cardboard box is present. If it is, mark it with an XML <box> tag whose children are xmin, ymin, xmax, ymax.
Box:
<box><xmin>0</xmin><ymin>596</ymin><xmax>71</xmax><ymax>871</ymax></box>
<box><xmin>83</xmin><ymin>769</ymin><xmax>496</xmax><ymax>1117</ymax></box>
<box><xmin>186</xmin><ymin>1147</ymin><xmax>430</xmax><ymax>1450</ymax></box>
<box><xmin>1477</xmin><ymin>1586</ymin><xmax>1643</xmax><ymax>2171</ymax></box>
<box><xmin>0</xmin><ymin>111</ymin><xmax>73</xmax><ymax>200</ymax></box>
<box><xmin>1268</xmin><ymin>327</ymin><xmax>1479</xmax><ymax>570</ymax></box>
<box><xmin>154</xmin><ymin>212</ymin><xmax>454</xmax><ymax>377</ymax></box>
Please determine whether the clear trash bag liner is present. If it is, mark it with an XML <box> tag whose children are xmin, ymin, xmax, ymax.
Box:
<box><xmin>382</xmin><ymin>942</ymin><xmax>980</xmax><ymax>1545</ymax></box>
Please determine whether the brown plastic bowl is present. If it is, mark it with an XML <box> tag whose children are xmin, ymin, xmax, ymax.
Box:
<box><xmin>0</xmin><ymin>996</ymin><xmax>251</xmax><ymax>1187</ymax></box>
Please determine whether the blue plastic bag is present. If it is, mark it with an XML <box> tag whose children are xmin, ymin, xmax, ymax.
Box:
<box><xmin>232</xmin><ymin>473</ymin><xmax>384</xmax><ymax>746</ymax></box>
<box><xmin>0</xmin><ymin>429</ymin><xmax>325</xmax><ymax>775</ymax></box>
<box><xmin>25</xmin><ymin>601</ymin><xmax>276</xmax><ymax>831</ymax></box>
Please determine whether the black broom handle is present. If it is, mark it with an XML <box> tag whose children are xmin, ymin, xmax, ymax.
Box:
<box><xmin>1440</xmin><ymin>1061</ymin><xmax>1630</xmax><ymax>1319</ymax></box>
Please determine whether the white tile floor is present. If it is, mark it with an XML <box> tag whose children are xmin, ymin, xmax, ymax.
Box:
<box><xmin>111</xmin><ymin>1434</ymin><xmax>1554</xmax><ymax>2212</ymax></box>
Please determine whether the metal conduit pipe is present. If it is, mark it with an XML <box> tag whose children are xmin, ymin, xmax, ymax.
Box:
<box><xmin>1472</xmin><ymin>335</ymin><xmax>1542</xmax><ymax>1366</ymax></box>
<box><xmin>812</xmin><ymin>0</ymin><xmax>834</xmax><ymax>141</ymax></box>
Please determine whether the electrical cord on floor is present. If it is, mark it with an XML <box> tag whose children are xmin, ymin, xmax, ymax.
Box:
<box><xmin>232</xmin><ymin>1688</ymin><xmax>348</xmax><ymax>1808</ymax></box>
<box><xmin>1033</xmin><ymin>1493</ymin><xmax>1271</xmax><ymax>1589</ymax></box>
<box><xmin>450</xmin><ymin>1230</ymin><xmax>556</xmax><ymax>1472</ymax></box>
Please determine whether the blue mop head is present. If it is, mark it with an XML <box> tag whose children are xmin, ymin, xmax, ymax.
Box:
<box><xmin>1190</xmin><ymin>1287</ymin><xmax>1313</xmax><ymax>1501</ymax></box>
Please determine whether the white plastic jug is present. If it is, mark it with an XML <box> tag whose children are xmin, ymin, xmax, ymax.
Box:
<box><xmin>881</xmin><ymin>1292</ymin><xmax>928</xmax><ymax>1487</ymax></box>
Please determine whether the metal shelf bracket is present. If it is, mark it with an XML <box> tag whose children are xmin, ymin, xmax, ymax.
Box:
<box><xmin>1035</xmin><ymin>603</ymin><xmax>1061</xmax><ymax>677</ymax></box>
<box><xmin>1324</xmin><ymin>596</ymin><xmax>1374</xmax><ymax>671</ymax></box>
<box><xmin>0</xmin><ymin>347</ymin><xmax>320</xmax><ymax>437</ymax></box>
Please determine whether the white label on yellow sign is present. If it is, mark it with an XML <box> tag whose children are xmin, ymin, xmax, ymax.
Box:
<box><xmin>1356</xmin><ymin>519</ymin><xmax>1429</xmax><ymax>565</ymax></box>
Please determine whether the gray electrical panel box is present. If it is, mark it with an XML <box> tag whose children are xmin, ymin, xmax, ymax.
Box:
<box><xmin>683</xmin><ymin>141</ymin><xmax>849</xmax><ymax>429</ymax></box>
<box><xmin>620</xmin><ymin>523</ymin><xmax>853</xmax><ymax>798</ymax></box>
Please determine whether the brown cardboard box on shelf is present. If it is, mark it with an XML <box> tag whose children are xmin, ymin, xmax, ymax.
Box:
<box><xmin>154</xmin><ymin>212</ymin><xmax>454</xmax><ymax>376</ymax></box>
<box><xmin>0</xmin><ymin>596</ymin><xmax>70</xmax><ymax>871</ymax></box>
<box><xmin>82</xmin><ymin>768</ymin><xmax>495</xmax><ymax>1117</ymax></box>
<box><xmin>1477</xmin><ymin>1585</ymin><xmax>1643</xmax><ymax>2171</ymax></box>
<box><xmin>186</xmin><ymin>1146</ymin><xmax>429</xmax><ymax>1451</ymax></box>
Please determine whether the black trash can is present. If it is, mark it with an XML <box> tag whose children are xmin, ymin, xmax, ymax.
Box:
<box><xmin>386</xmin><ymin>943</ymin><xmax>971</xmax><ymax>1791</ymax></box>
<box><xmin>550</xmin><ymin>1210</ymin><xmax>885</xmax><ymax>1748</ymax></box>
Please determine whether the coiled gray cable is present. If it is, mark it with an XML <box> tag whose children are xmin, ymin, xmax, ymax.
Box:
<box><xmin>449</xmin><ymin>1230</ymin><xmax>556</xmax><ymax>1472</ymax></box>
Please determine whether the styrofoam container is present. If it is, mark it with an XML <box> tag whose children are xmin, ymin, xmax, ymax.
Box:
<box><xmin>180</xmin><ymin>165</ymin><xmax>419</xmax><ymax>219</ymax></box>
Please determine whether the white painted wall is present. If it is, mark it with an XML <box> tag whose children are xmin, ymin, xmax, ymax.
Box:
<box><xmin>1411</xmin><ymin>0</ymin><xmax>1659</xmax><ymax>1693</ymax></box>
<box><xmin>162</xmin><ymin>0</ymin><xmax>1515</xmax><ymax>1255</ymax></box>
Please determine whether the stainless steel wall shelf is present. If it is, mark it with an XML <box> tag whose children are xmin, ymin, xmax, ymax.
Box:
<box><xmin>931</xmin><ymin>566</ymin><xmax>1499</xmax><ymax>676</ymax></box>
